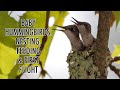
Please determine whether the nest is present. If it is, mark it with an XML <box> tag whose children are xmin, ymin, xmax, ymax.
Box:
<box><xmin>67</xmin><ymin>45</ymin><xmax>111</xmax><ymax>79</ymax></box>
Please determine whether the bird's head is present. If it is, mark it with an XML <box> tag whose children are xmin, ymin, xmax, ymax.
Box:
<box><xmin>53</xmin><ymin>24</ymin><xmax>80</xmax><ymax>38</ymax></box>
<box><xmin>71</xmin><ymin>17</ymin><xmax>91</xmax><ymax>33</ymax></box>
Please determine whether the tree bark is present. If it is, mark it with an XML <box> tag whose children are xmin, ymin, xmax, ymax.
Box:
<box><xmin>95</xmin><ymin>11</ymin><xmax>112</xmax><ymax>79</ymax></box>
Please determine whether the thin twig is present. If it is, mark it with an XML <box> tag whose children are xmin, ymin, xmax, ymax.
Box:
<box><xmin>37</xmin><ymin>11</ymin><xmax>52</xmax><ymax>79</ymax></box>
<box><xmin>40</xmin><ymin>11</ymin><xmax>50</xmax><ymax>51</ymax></box>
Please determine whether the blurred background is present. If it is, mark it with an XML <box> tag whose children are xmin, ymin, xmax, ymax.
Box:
<box><xmin>9</xmin><ymin>11</ymin><xmax>120</xmax><ymax>79</ymax></box>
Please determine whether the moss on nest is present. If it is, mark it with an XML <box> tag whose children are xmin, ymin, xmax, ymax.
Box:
<box><xmin>67</xmin><ymin>46</ymin><xmax>113</xmax><ymax>79</ymax></box>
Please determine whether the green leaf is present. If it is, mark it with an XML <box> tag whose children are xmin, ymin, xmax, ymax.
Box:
<box><xmin>0</xmin><ymin>11</ymin><xmax>68</xmax><ymax>79</ymax></box>
<box><xmin>113</xmin><ymin>11</ymin><xmax>120</xmax><ymax>27</ymax></box>
<box><xmin>0</xmin><ymin>11</ymin><xmax>19</xmax><ymax>78</ymax></box>
<box><xmin>19</xmin><ymin>11</ymin><xmax>68</xmax><ymax>66</ymax></box>
<box><xmin>8</xmin><ymin>11</ymin><xmax>48</xmax><ymax>78</ymax></box>
<box><xmin>0</xmin><ymin>42</ymin><xmax>19</xmax><ymax>77</ymax></box>
<box><xmin>112</xmin><ymin>45</ymin><xmax>120</xmax><ymax>63</ymax></box>
<box><xmin>0</xmin><ymin>74</ymin><xmax>8</xmax><ymax>79</ymax></box>
<box><xmin>0</xmin><ymin>11</ymin><xmax>19</xmax><ymax>49</ymax></box>
<box><xmin>112</xmin><ymin>45</ymin><xmax>120</xmax><ymax>57</ymax></box>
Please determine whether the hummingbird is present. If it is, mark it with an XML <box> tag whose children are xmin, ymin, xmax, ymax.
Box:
<box><xmin>71</xmin><ymin>17</ymin><xmax>95</xmax><ymax>48</ymax></box>
<box><xmin>54</xmin><ymin>24</ymin><xmax>84</xmax><ymax>52</ymax></box>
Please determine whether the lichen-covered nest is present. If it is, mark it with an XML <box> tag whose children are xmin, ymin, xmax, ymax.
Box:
<box><xmin>67</xmin><ymin>49</ymin><xmax>101</xmax><ymax>79</ymax></box>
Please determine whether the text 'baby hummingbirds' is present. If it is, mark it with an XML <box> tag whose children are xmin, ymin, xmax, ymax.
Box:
<box><xmin>54</xmin><ymin>24</ymin><xmax>84</xmax><ymax>52</ymax></box>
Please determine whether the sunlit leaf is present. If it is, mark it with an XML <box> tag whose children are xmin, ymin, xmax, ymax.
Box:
<box><xmin>0</xmin><ymin>11</ymin><xmax>19</xmax><ymax>49</ymax></box>
<box><xmin>0</xmin><ymin>43</ymin><xmax>19</xmax><ymax>78</ymax></box>
<box><xmin>0</xmin><ymin>74</ymin><xmax>8</xmax><ymax>79</ymax></box>
<box><xmin>112</xmin><ymin>11</ymin><xmax>120</xmax><ymax>27</ymax></box>
<box><xmin>0</xmin><ymin>11</ymin><xmax>19</xmax><ymax>78</ymax></box>
<box><xmin>19</xmin><ymin>11</ymin><xmax>68</xmax><ymax>67</ymax></box>
<box><xmin>6</xmin><ymin>11</ymin><xmax>69</xmax><ymax>78</ymax></box>
<box><xmin>112</xmin><ymin>45</ymin><xmax>120</xmax><ymax>63</ymax></box>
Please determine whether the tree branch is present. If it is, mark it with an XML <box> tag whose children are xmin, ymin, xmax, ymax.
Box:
<box><xmin>37</xmin><ymin>11</ymin><xmax>50</xmax><ymax>69</ymax></box>
<box><xmin>110</xmin><ymin>56</ymin><xmax>120</xmax><ymax>63</ymax></box>
<box><xmin>40</xmin><ymin>11</ymin><xmax>50</xmax><ymax>51</ymax></box>
<box><xmin>95</xmin><ymin>11</ymin><xmax>112</xmax><ymax>79</ymax></box>
<box><xmin>38</xmin><ymin>11</ymin><xmax>52</xmax><ymax>79</ymax></box>
<box><xmin>109</xmin><ymin>64</ymin><xmax>120</xmax><ymax>78</ymax></box>
<box><xmin>109</xmin><ymin>56</ymin><xmax>120</xmax><ymax>78</ymax></box>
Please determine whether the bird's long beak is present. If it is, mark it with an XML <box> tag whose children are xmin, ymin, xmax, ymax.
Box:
<box><xmin>54</xmin><ymin>24</ymin><xmax>66</xmax><ymax>32</ymax></box>
<box><xmin>52</xmin><ymin>29</ymin><xmax>65</xmax><ymax>32</ymax></box>
<box><xmin>54</xmin><ymin>25</ymin><xmax>65</xmax><ymax>29</ymax></box>
<box><xmin>71</xmin><ymin>20</ymin><xmax>77</xmax><ymax>25</ymax></box>
<box><xmin>71</xmin><ymin>17</ymin><xmax>81</xmax><ymax>25</ymax></box>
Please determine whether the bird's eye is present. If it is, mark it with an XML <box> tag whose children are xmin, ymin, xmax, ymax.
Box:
<box><xmin>71</xmin><ymin>28</ymin><xmax>75</xmax><ymax>32</ymax></box>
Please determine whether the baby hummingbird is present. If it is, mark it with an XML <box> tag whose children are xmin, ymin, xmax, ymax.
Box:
<box><xmin>71</xmin><ymin>17</ymin><xmax>95</xmax><ymax>48</ymax></box>
<box><xmin>54</xmin><ymin>24</ymin><xmax>84</xmax><ymax>52</ymax></box>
